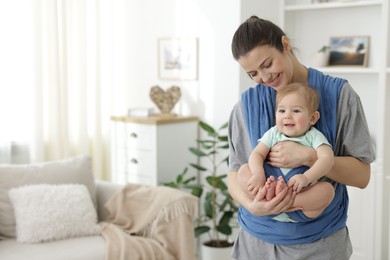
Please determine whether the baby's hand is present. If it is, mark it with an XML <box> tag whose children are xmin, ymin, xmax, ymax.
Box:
<box><xmin>288</xmin><ymin>175</ymin><xmax>309</xmax><ymax>193</ymax></box>
<box><xmin>247</xmin><ymin>174</ymin><xmax>262</xmax><ymax>196</ymax></box>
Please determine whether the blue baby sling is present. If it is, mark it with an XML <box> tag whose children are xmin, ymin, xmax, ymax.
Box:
<box><xmin>239</xmin><ymin>68</ymin><xmax>349</xmax><ymax>245</ymax></box>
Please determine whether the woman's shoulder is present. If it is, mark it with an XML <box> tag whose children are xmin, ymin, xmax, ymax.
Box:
<box><xmin>230</xmin><ymin>99</ymin><xmax>243</xmax><ymax>116</ymax></box>
<box><xmin>337</xmin><ymin>81</ymin><xmax>363</xmax><ymax>110</ymax></box>
<box><xmin>309</xmin><ymin>70</ymin><xmax>357</xmax><ymax>101</ymax></box>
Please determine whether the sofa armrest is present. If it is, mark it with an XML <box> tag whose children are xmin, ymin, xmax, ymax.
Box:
<box><xmin>95</xmin><ymin>180</ymin><xmax>122</xmax><ymax>221</ymax></box>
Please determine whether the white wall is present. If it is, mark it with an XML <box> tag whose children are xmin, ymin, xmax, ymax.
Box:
<box><xmin>122</xmin><ymin>0</ymin><xmax>241</xmax><ymax>127</ymax></box>
<box><xmin>114</xmin><ymin>0</ymin><xmax>282</xmax><ymax>127</ymax></box>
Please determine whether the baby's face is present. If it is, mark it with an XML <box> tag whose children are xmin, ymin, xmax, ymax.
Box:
<box><xmin>275</xmin><ymin>93</ymin><xmax>313</xmax><ymax>137</ymax></box>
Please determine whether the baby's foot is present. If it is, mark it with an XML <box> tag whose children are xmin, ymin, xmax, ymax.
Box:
<box><xmin>275</xmin><ymin>176</ymin><xmax>287</xmax><ymax>195</ymax></box>
<box><xmin>265</xmin><ymin>176</ymin><xmax>276</xmax><ymax>201</ymax></box>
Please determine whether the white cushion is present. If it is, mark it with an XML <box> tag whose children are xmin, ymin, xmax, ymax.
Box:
<box><xmin>0</xmin><ymin>155</ymin><xmax>96</xmax><ymax>239</ymax></box>
<box><xmin>8</xmin><ymin>184</ymin><xmax>100</xmax><ymax>243</ymax></box>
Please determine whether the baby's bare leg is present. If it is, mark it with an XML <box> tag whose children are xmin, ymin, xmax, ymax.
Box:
<box><xmin>293</xmin><ymin>182</ymin><xmax>335</xmax><ymax>218</ymax></box>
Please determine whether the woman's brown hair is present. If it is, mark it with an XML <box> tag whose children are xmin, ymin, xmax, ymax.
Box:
<box><xmin>231</xmin><ymin>16</ymin><xmax>286</xmax><ymax>60</ymax></box>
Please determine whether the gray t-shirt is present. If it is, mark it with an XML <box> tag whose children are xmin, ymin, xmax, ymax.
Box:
<box><xmin>228</xmin><ymin>82</ymin><xmax>375</xmax><ymax>172</ymax></box>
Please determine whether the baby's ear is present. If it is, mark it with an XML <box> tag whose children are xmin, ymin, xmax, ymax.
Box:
<box><xmin>310</xmin><ymin>111</ymin><xmax>320</xmax><ymax>125</ymax></box>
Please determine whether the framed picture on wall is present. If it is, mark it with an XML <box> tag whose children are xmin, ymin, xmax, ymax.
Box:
<box><xmin>158</xmin><ymin>38</ymin><xmax>198</xmax><ymax>80</ymax></box>
<box><xmin>328</xmin><ymin>36</ymin><xmax>369</xmax><ymax>66</ymax></box>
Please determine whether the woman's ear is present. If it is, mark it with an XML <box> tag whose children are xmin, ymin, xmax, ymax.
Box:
<box><xmin>310</xmin><ymin>111</ymin><xmax>320</xmax><ymax>125</ymax></box>
<box><xmin>281</xmin><ymin>36</ymin><xmax>290</xmax><ymax>52</ymax></box>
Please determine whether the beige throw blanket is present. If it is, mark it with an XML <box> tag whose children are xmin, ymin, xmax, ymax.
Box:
<box><xmin>100</xmin><ymin>183</ymin><xmax>198</xmax><ymax>260</ymax></box>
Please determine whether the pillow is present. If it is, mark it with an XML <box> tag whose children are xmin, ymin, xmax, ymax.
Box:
<box><xmin>0</xmin><ymin>155</ymin><xmax>96</xmax><ymax>239</ymax></box>
<box><xmin>8</xmin><ymin>184</ymin><xmax>100</xmax><ymax>243</ymax></box>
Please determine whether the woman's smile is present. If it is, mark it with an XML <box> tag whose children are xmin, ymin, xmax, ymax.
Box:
<box><xmin>267</xmin><ymin>73</ymin><xmax>281</xmax><ymax>88</ymax></box>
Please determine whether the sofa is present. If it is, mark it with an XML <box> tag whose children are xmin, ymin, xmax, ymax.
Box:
<box><xmin>0</xmin><ymin>156</ymin><xmax>198</xmax><ymax>260</ymax></box>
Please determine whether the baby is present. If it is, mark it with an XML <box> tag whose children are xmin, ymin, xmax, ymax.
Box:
<box><xmin>237</xmin><ymin>83</ymin><xmax>335</xmax><ymax>220</ymax></box>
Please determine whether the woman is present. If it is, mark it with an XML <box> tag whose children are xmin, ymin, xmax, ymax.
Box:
<box><xmin>228</xmin><ymin>16</ymin><xmax>375</xmax><ymax>259</ymax></box>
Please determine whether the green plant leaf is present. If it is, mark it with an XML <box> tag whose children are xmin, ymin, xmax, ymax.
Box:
<box><xmin>217</xmin><ymin>224</ymin><xmax>232</xmax><ymax>236</ymax></box>
<box><xmin>199</xmin><ymin>121</ymin><xmax>216</xmax><ymax>136</ymax></box>
<box><xmin>189</xmin><ymin>147</ymin><xmax>208</xmax><ymax>157</ymax></box>
<box><xmin>206</xmin><ymin>176</ymin><xmax>227</xmax><ymax>190</ymax></box>
<box><xmin>217</xmin><ymin>156</ymin><xmax>229</xmax><ymax>167</ymax></box>
<box><xmin>219</xmin><ymin>122</ymin><xmax>228</xmax><ymax>130</ymax></box>
<box><xmin>219</xmin><ymin>211</ymin><xmax>234</xmax><ymax>227</ymax></box>
<box><xmin>199</xmin><ymin>141</ymin><xmax>215</xmax><ymax>150</ymax></box>
<box><xmin>197</xmin><ymin>139</ymin><xmax>216</xmax><ymax>145</ymax></box>
<box><xmin>219</xmin><ymin>196</ymin><xmax>229</xmax><ymax>211</ymax></box>
<box><xmin>180</xmin><ymin>167</ymin><xmax>188</xmax><ymax>175</ymax></box>
<box><xmin>218</xmin><ymin>143</ymin><xmax>229</xmax><ymax>149</ymax></box>
<box><xmin>218</xmin><ymin>135</ymin><xmax>228</xmax><ymax>142</ymax></box>
<box><xmin>208</xmin><ymin>151</ymin><xmax>217</xmax><ymax>156</ymax></box>
<box><xmin>204</xmin><ymin>192</ymin><xmax>214</xmax><ymax>218</ymax></box>
<box><xmin>172</xmin><ymin>167</ymin><xmax>187</xmax><ymax>184</ymax></box>
<box><xmin>206</xmin><ymin>176</ymin><xmax>219</xmax><ymax>188</ymax></box>
<box><xmin>162</xmin><ymin>182</ymin><xmax>178</xmax><ymax>188</ymax></box>
<box><xmin>182</xmin><ymin>176</ymin><xmax>196</xmax><ymax>185</ymax></box>
<box><xmin>189</xmin><ymin>163</ymin><xmax>207</xmax><ymax>171</ymax></box>
<box><xmin>194</xmin><ymin>226</ymin><xmax>210</xmax><ymax>237</ymax></box>
<box><xmin>191</xmin><ymin>186</ymin><xmax>203</xmax><ymax>197</ymax></box>
<box><xmin>176</xmin><ymin>174</ymin><xmax>183</xmax><ymax>183</ymax></box>
<box><xmin>217</xmin><ymin>180</ymin><xmax>228</xmax><ymax>191</ymax></box>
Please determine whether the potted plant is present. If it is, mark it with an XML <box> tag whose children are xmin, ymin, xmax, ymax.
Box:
<box><xmin>163</xmin><ymin>121</ymin><xmax>238</xmax><ymax>258</ymax></box>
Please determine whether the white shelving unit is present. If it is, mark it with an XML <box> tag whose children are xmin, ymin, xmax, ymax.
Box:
<box><xmin>314</xmin><ymin>67</ymin><xmax>380</xmax><ymax>74</ymax></box>
<box><xmin>284</xmin><ymin>0</ymin><xmax>382</xmax><ymax>10</ymax></box>
<box><xmin>279</xmin><ymin>0</ymin><xmax>390</xmax><ymax>259</ymax></box>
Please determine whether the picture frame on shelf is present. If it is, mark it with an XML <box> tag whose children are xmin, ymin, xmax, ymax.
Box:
<box><xmin>158</xmin><ymin>38</ymin><xmax>198</xmax><ymax>80</ymax></box>
<box><xmin>328</xmin><ymin>36</ymin><xmax>369</xmax><ymax>67</ymax></box>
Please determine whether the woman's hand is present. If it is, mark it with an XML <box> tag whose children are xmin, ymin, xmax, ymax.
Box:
<box><xmin>268</xmin><ymin>141</ymin><xmax>317</xmax><ymax>168</ymax></box>
<box><xmin>247</xmin><ymin>184</ymin><xmax>301</xmax><ymax>216</ymax></box>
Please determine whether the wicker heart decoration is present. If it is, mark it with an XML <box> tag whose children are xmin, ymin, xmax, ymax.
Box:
<box><xmin>149</xmin><ymin>85</ymin><xmax>181</xmax><ymax>114</ymax></box>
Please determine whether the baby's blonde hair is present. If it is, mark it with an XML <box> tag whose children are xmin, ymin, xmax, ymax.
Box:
<box><xmin>276</xmin><ymin>83</ymin><xmax>319</xmax><ymax>113</ymax></box>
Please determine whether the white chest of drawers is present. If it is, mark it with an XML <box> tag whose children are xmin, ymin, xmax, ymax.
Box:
<box><xmin>110</xmin><ymin>115</ymin><xmax>198</xmax><ymax>186</ymax></box>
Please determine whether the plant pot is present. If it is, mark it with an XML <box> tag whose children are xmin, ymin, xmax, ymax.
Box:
<box><xmin>201</xmin><ymin>240</ymin><xmax>233</xmax><ymax>260</ymax></box>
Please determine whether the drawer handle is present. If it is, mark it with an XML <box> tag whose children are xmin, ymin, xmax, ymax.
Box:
<box><xmin>130</xmin><ymin>132</ymin><xmax>138</xmax><ymax>138</ymax></box>
<box><xmin>130</xmin><ymin>158</ymin><xmax>138</xmax><ymax>164</ymax></box>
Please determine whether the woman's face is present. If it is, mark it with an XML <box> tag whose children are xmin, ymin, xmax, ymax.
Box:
<box><xmin>238</xmin><ymin>41</ymin><xmax>294</xmax><ymax>92</ymax></box>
